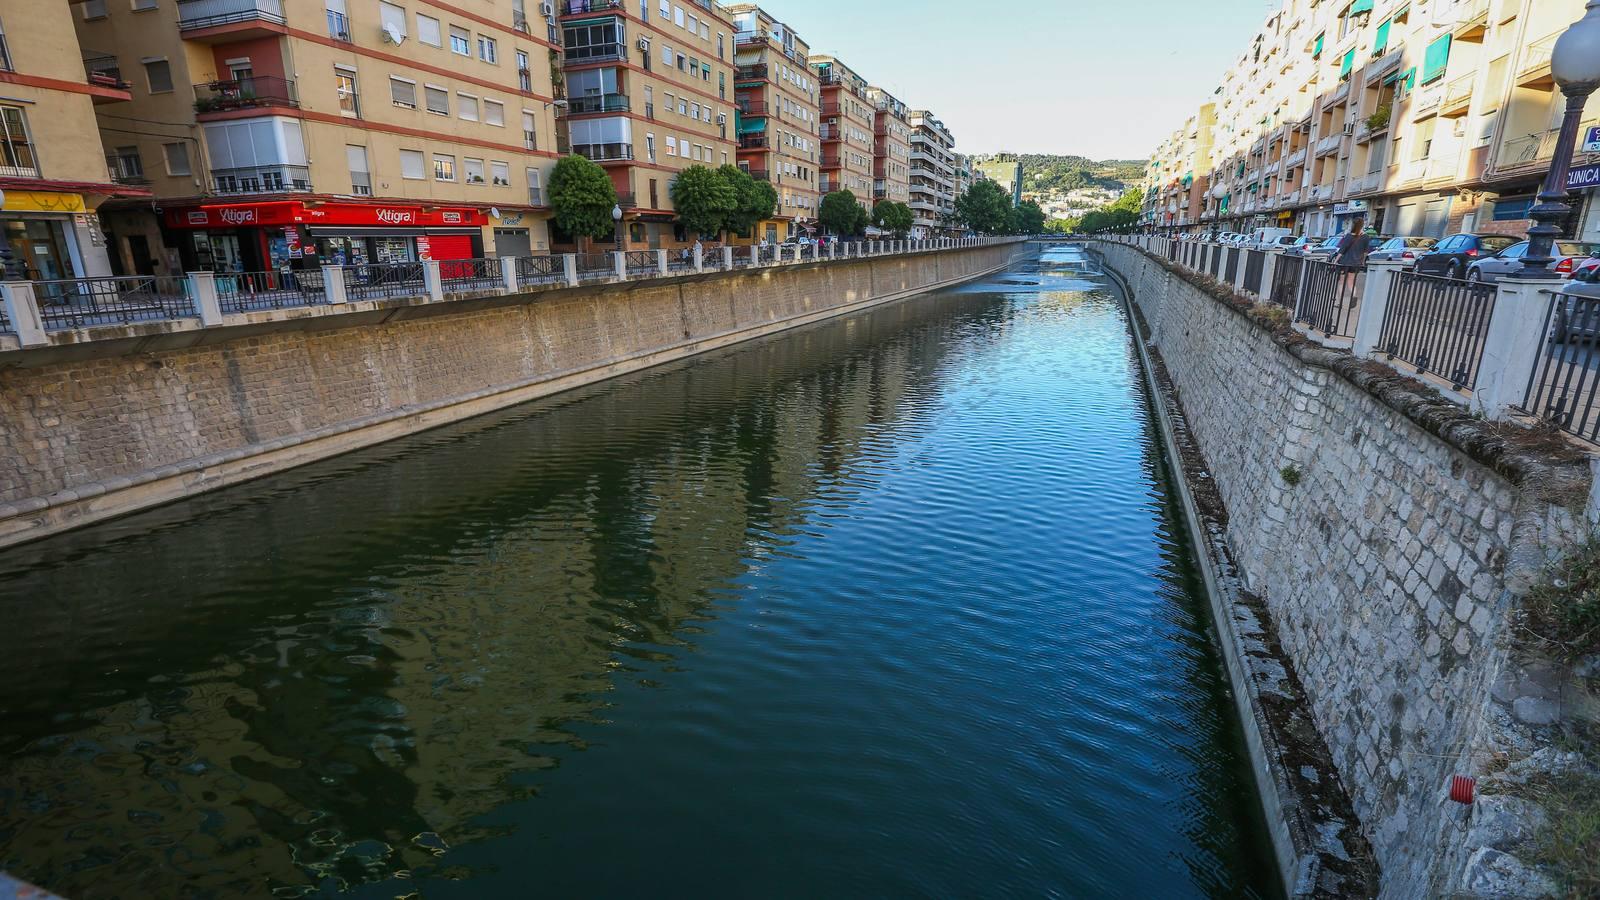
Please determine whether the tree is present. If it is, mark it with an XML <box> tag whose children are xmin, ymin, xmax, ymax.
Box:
<box><xmin>1009</xmin><ymin>200</ymin><xmax>1047</xmax><ymax>236</ymax></box>
<box><xmin>670</xmin><ymin>164</ymin><xmax>736</xmax><ymax>238</ymax></box>
<box><xmin>955</xmin><ymin>179</ymin><xmax>1013</xmax><ymax>235</ymax></box>
<box><xmin>873</xmin><ymin>200</ymin><xmax>913</xmax><ymax>237</ymax></box>
<box><xmin>819</xmin><ymin>190</ymin><xmax>865</xmax><ymax>236</ymax></box>
<box><xmin>549</xmin><ymin>155</ymin><xmax>618</xmax><ymax>242</ymax></box>
<box><xmin>1070</xmin><ymin>189</ymin><xmax>1144</xmax><ymax>234</ymax></box>
<box><xmin>717</xmin><ymin>165</ymin><xmax>777</xmax><ymax>237</ymax></box>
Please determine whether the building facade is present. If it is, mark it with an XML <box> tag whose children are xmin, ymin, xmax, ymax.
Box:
<box><xmin>557</xmin><ymin>0</ymin><xmax>738</xmax><ymax>250</ymax></box>
<box><xmin>1142</xmin><ymin>0</ymin><xmax>1600</xmax><ymax>247</ymax></box>
<box><xmin>866</xmin><ymin>85</ymin><xmax>910</xmax><ymax>213</ymax></box>
<box><xmin>808</xmin><ymin>54</ymin><xmax>874</xmax><ymax>211</ymax></box>
<box><xmin>0</xmin><ymin>0</ymin><xmax>145</xmax><ymax>280</ymax></box>
<box><xmin>726</xmin><ymin>3</ymin><xmax>816</xmax><ymax>242</ymax></box>
<box><xmin>73</xmin><ymin>0</ymin><xmax>562</xmax><ymax>277</ymax></box>
<box><xmin>908</xmin><ymin>108</ymin><xmax>956</xmax><ymax>238</ymax></box>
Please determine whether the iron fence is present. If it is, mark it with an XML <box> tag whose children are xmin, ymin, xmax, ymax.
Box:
<box><xmin>1208</xmin><ymin>244</ymin><xmax>1223</xmax><ymax>279</ymax></box>
<box><xmin>515</xmin><ymin>255</ymin><xmax>565</xmax><ymax>285</ymax></box>
<box><xmin>573</xmin><ymin>252</ymin><xmax>613</xmax><ymax>276</ymax></box>
<box><xmin>1269</xmin><ymin>254</ymin><xmax>1303</xmax><ymax>308</ymax></box>
<box><xmin>1224</xmin><ymin>247</ymin><xmax>1240</xmax><ymax>285</ymax></box>
<box><xmin>344</xmin><ymin>262</ymin><xmax>426</xmax><ymax>301</ymax></box>
<box><xmin>1524</xmin><ymin>289</ymin><xmax>1600</xmax><ymax>442</ymax></box>
<box><xmin>34</xmin><ymin>275</ymin><xmax>195</xmax><ymax>330</ymax></box>
<box><xmin>624</xmin><ymin>250</ymin><xmax>658</xmax><ymax>276</ymax></box>
<box><xmin>1243</xmin><ymin>250</ymin><xmax>1266</xmax><ymax>295</ymax></box>
<box><xmin>439</xmin><ymin>258</ymin><xmax>503</xmax><ymax>294</ymax></box>
<box><xmin>1295</xmin><ymin>260</ymin><xmax>1364</xmax><ymax>336</ymax></box>
<box><xmin>216</xmin><ymin>270</ymin><xmax>325</xmax><ymax>312</ymax></box>
<box><xmin>1377</xmin><ymin>270</ymin><xmax>1496</xmax><ymax>392</ymax></box>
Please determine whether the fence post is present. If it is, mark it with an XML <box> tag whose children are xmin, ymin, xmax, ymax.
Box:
<box><xmin>0</xmin><ymin>281</ymin><xmax>47</xmax><ymax>347</ymax></box>
<box><xmin>694</xmin><ymin>244</ymin><xmax>704</xmax><ymax>272</ymax></box>
<box><xmin>1474</xmin><ymin>278</ymin><xmax>1561</xmax><ymax>420</ymax></box>
<box><xmin>1232</xmin><ymin>250</ymin><xmax>1249</xmax><ymax>294</ymax></box>
<box><xmin>829</xmin><ymin>241</ymin><xmax>837</xmax><ymax>260</ymax></box>
<box><xmin>563</xmin><ymin>253</ymin><xmax>579</xmax><ymax>287</ymax></box>
<box><xmin>614</xmin><ymin>251</ymin><xmax>627</xmax><ymax>281</ymax></box>
<box><xmin>422</xmin><ymin>260</ymin><xmax>445</xmax><ymax>302</ymax></box>
<box><xmin>322</xmin><ymin>265</ymin><xmax>348</xmax><ymax>304</ymax></box>
<box><xmin>1352</xmin><ymin>260</ymin><xmax>1403</xmax><ymax>357</ymax></box>
<box><xmin>188</xmin><ymin>271</ymin><xmax>223</xmax><ymax>326</ymax></box>
<box><xmin>500</xmin><ymin>255</ymin><xmax>520</xmax><ymax>292</ymax></box>
<box><xmin>1259</xmin><ymin>251</ymin><xmax>1280</xmax><ymax>302</ymax></box>
<box><xmin>722</xmin><ymin>246</ymin><xmax>734</xmax><ymax>269</ymax></box>
<box><xmin>656</xmin><ymin>249</ymin><xmax>668</xmax><ymax>276</ymax></box>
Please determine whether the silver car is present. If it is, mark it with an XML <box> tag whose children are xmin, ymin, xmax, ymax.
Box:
<box><xmin>1366</xmin><ymin>236</ymin><xmax>1437</xmax><ymax>264</ymax></box>
<box><xmin>1466</xmin><ymin>240</ymin><xmax>1600</xmax><ymax>284</ymax></box>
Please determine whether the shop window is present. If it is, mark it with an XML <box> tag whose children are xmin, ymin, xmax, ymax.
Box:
<box><xmin>143</xmin><ymin>58</ymin><xmax>173</xmax><ymax>93</ymax></box>
<box><xmin>433</xmin><ymin>154</ymin><xmax>456</xmax><ymax>181</ymax></box>
<box><xmin>163</xmin><ymin>142</ymin><xmax>191</xmax><ymax>176</ymax></box>
<box><xmin>1491</xmin><ymin>197</ymin><xmax>1533</xmax><ymax>221</ymax></box>
<box><xmin>400</xmin><ymin>148</ymin><xmax>425</xmax><ymax>179</ymax></box>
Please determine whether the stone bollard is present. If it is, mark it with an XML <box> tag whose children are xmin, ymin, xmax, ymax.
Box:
<box><xmin>1474</xmin><ymin>278</ymin><xmax>1563</xmax><ymax>419</ymax></box>
<box><xmin>613</xmin><ymin>251</ymin><xmax>627</xmax><ymax>281</ymax></box>
<box><xmin>1351</xmin><ymin>260</ymin><xmax>1404</xmax><ymax>358</ymax></box>
<box><xmin>188</xmin><ymin>271</ymin><xmax>224</xmax><ymax>326</ymax></box>
<box><xmin>563</xmin><ymin>253</ymin><xmax>579</xmax><ymax>287</ymax></box>
<box><xmin>500</xmin><ymin>255</ymin><xmax>520</xmax><ymax>292</ymax></box>
<box><xmin>422</xmin><ymin>260</ymin><xmax>445</xmax><ymax>302</ymax></box>
<box><xmin>322</xmin><ymin>265</ymin><xmax>349</xmax><ymax>304</ymax></box>
<box><xmin>656</xmin><ymin>249</ymin><xmax>668</xmax><ymax>276</ymax></box>
<box><xmin>0</xmin><ymin>281</ymin><xmax>47</xmax><ymax>347</ymax></box>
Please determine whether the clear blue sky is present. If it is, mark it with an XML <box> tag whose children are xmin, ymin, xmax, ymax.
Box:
<box><xmin>777</xmin><ymin>0</ymin><xmax>1272</xmax><ymax>161</ymax></box>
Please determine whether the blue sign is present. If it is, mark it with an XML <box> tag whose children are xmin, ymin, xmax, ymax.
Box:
<box><xmin>1585</xmin><ymin>125</ymin><xmax>1600</xmax><ymax>154</ymax></box>
<box><xmin>1568</xmin><ymin>163</ymin><xmax>1600</xmax><ymax>190</ymax></box>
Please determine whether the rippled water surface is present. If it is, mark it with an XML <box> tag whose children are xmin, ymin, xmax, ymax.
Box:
<box><xmin>0</xmin><ymin>245</ymin><xmax>1279</xmax><ymax>898</ymax></box>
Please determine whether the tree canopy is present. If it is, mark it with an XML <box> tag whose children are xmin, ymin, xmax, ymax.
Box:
<box><xmin>1066</xmin><ymin>189</ymin><xmax>1144</xmax><ymax>233</ymax></box>
<box><xmin>1009</xmin><ymin>200</ymin><xmax>1047</xmax><ymax>235</ymax></box>
<box><xmin>872</xmin><ymin>200</ymin><xmax>913</xmax><ymax>237</ymax></box>
<box><xmin>717</xmin><ymin>165</ymin><xmax>777</xmax><ymax>236</ymax></box>
<box><xmin>819</xmin><ymin>190</ymin><xmax>867</xmax><ymax>236</ymax></box>
<box><xmin>670</xmin><ymin>165</ymin><xmax>736</xmax><ymax>238</ymax></box>
<box><xmin>549</xmin><ymin>155</ymin><xmax>619</xmax><ymax>241</ymax></box>
<box><xmin>955</xmin><ymin>179</ymin><xmax>1014</xmax><ymax>235</ymax></box>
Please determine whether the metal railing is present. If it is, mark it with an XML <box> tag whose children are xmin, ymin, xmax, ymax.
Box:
<box><xmin>215</xmin><ymin>270</ymin><xmax>326</xmax><ymax>313</ymax></box>
<box><xmin>515</xmin><ymin>255</ymin><xmax>564</xmax><ymax>284</ymax></box>
<box><xmin>1525</xmin><ymin>290</ymin><xmax>1600</xmax><ymax>442</ymax></box>
<box><xmin>1243</xmin><ymin>249</ymin><xmax>1266</xmax><ymax>295</ymax></box>
<box><xmin>1295</xmin><ymin>259</ymin><xmax>1364</xmax><ymax>337</ymax></box>
<box><xmin>193</xmin><ymin>76</ymin><xmax>298</xmax><ymax>112</ymax></box>
<box><xmin>566</xmin><ymin>93</ymin><xmax>629</xmax><ymax>115</ymax></box>
<box><xmin>344</xmin><ymin>262</ymin><xmax>426</xmax><ymax>302</ymax></box>
<box><xmin>439</xmin><ymin>258</ymin><xmax>502</xmax><ymax>294</ymax></box>
<box><xmin>573</xmin><ymin>252</ymin><xmax>614</xmax><ymax>275</ymax></box>
<box><xmin>1224</xmin><ymin>247</ymin><xmax>1241</xmax><ymax>285</ymax></box>
<box><xmin>1378</xmin><ymin>270</ymin><xmax>1496</xmax><ymax>392</ymax></box>
<box><xmin>1269</xmin><ymin>253</ymin><xmax>1304</xmax><ymax>308</ymax></box>
<box><xmin>33</xmin><ymin>275</ymin><xmax>194</xmax><ymax>330</ymax></box>
<box><xmin>176</xmin><ymin>0</ymin><xmax>286</xmax><ymax>30</ymax></box>
<box><xmin>624</xmin><ymin>251</ymin><xmax>657</xmax><ymax>275</ymax></box>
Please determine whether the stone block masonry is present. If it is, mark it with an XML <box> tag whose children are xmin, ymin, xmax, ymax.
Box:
<box><xmin>0</xmin><ymin>244</ymin><xmax>1020</xmax><ymax>548</ymax></box>
<box><xmin>1093</xmin><ymin>241</ymin><xmax>1593</xmax><ymax>899</ymax></box>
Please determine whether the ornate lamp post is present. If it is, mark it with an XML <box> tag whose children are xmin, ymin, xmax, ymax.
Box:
<box><xmin>1519</xmin><ymin>0</ymin><xmax>1600</xmax><ymax>277</ymax></box>
<box><xmin>612</xmin><ymin>203</ymin><xmax>623</xmax><ymax>254</ymax></box>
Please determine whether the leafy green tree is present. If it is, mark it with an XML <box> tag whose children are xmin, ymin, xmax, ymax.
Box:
<box><xmin>819</xmin><ymin>190</ymin><xmax>865</xmax><ymax>236</ymax></box>
<box><xmin>1068</xmin><ymin>189</ymin><xmax>1145</xmax><ymax>234</ymax></box>
<box><xmin>851</xmin><ymin>203</ymin><xmax>871</xmax><ymax>236</ymax></box>
<box><xmin>873</xmin><ymin>200</ymin><xmax>913</xmax><ymax>237</ymax></box>
<box><xmin>717</xmin><ymin>165</ymin><xmax>777</xmax><ymax>237</ymax></box>
<box><xmin>1009</xmin><ymin>200</ymin><xmax>1047</xmax><ymax>235</ymax></box>
<box><xmin>549</xmin><ymin>155</ymin><xmax>619</xmax><ymax>242</ymax></box>
<box><xmin>670</xmin><ymin>164</ymin><xmax>736</xmax><ymax>238</ymax></box>
<box><xmin>955</xmin><ymin>179</ymin><xmax>1013</xmax><ymax>235</ymax></box>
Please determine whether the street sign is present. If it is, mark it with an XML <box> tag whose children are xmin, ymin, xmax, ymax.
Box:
<box><xmin>1585</xmin><ymin>125</ymin><xmax>1600</xmax><ymax>154</ymax></box>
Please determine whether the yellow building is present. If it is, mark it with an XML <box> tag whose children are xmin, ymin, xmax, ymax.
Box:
<box><xmin>808</xmin><ymin>54</ymin><xmax>874</xmax><ymax>214</ymax></box>
<box><xmin>0</xmin><ymin>0</ymin><xmax>144</xmax><ymax>280</ymax></box>
<box><xmin>554</xmin><ymin>0</ymin><xmax>738</xmax><ymax>250</ymax></box>
<box><xmin>725</xmin><ymin>3</ymin><xmax>817</xmax><ymax>243</ymax></box>
<box><xmin>73</xmin><ymin>0</ymin><xmax>563</xmax><ymax>276</ymax></box>
<box><xmin>866</xmin><ymin>85</ymin><xmax>910</xmax><ymax>210</ymax></box>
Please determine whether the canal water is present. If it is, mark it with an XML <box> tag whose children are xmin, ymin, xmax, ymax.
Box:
<box><xmin>0</xmin><ymin>245</ymin><xmax>1280</xmax><ymax>898</ymax></box>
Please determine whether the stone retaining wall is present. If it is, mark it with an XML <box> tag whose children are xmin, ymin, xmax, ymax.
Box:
<box><xmin>1094</xmin><ymin>241</ymin><xmax>1593</xmax><ymax>898</ymax></box>
<box><xmin>0</xmin><ymin>244</ymin><xmax>1019</xmax><ymax>548</ymax></box>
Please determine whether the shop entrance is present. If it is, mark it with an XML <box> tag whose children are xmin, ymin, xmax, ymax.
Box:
<box><xmin>3</xmin><ymin>218</ymin><xmax>73</xmax><ymax>281</ymax></box>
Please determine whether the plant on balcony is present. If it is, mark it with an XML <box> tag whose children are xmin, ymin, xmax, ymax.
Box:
<box><xmin>1366</xmin><ymin>103</ymin><xmax>1392</xmax><ymax>133</ymax></box>
<box><xmin>194</xmin><ymin>97</ymin><xmax>220</xmax><ymax>113</ymax></box>
<box><xmin>670</xmin><ymin>164</ymin><xmax>736</xmax><ymax>238</ymax></box>
<box><xmin>549</xmin><ymin>154</ymin><xmax>618</xmax><ymax>243</ymax></box>
<box><xmin>717</xmin><ymin>165</ymin><xmax>776</xmax><ymax>237</ymax></box>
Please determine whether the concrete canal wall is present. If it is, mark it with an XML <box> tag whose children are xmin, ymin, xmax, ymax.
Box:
<box><xmin>0</xmin><ymin>242</ymin><xmax>1021</xmax><ymax>548</ymax></box>
<box><xmin>1093</xmin><ymin>240</ymin><xmax>1595</xmax><ymax>898</ymax></box>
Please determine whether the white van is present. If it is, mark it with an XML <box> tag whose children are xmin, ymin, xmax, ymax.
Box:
<box><xmin>1249</xmin><ymin>227</ymin><xmax>1294</xmax><ymax>249</ymax></box>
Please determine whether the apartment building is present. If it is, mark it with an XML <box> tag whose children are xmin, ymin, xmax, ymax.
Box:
<box><xmin>908</xmin><ymin>109</ymin><xmax>956</xmax><ymax>238</ymax></box>
<box><xmin>72</xmin><ymin>0</ymin><xmax>561</xmax><ymax>278</ymax></box>
<box><xmin>1143</xmin><ymin>0</ymin><xmax>1599</xmax><ymax>247</ymax></box>
<box><xmin>725</xmin><ymin>3</ymin><xmax>816</xmax><ymax>242</ymax></box>
<box><xmin>808</xmin><ymin>54</ymin><xmax>873</xmax><ymax>211</ymax></box>
<box><xmin>556</xmin><ymin>0</ymin><xmax>737</xmax><ymax>249</ymax></box>
<box><xmin>1142</xmin><ymin>104</ymin><xmax>1215</xmax><ymax>231</ymax></box>
<box><xmin>0</xmin><ymin>0</ymin><xmax>145</xmax><ymax>280</ymax></box>
<box><xmin>866</xmin><ymin>85</ymin><xmax>911</xmax><ymax>210</ymax></box>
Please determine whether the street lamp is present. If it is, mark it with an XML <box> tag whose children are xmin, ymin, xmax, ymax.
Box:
<box><xmin>612</xmin><ymin>203</ymin><xmax>623</xmax><ymax>254</ymax></box>
<box><xmin>1520</xmin><ymin>0</ymin><xmax>1600</xmax><ymax>277</ymax></box>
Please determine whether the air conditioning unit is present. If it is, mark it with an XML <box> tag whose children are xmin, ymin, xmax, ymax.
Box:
<box><xmin>540</xmin><ymin>1</ymin><xmax>554</xmax><ymax>15</ymax></box>
<box><xmin>1342</xmin><ymin>122</ymin><xmax>1355</xmax><ymax>135</ymax></box>
<box><xmin>716</xmin><ymin>113</ymin><xmax>727</xmax><ymax>124</ymax></box>
<box><xmin>637</xmin><ymin>37</ymin><xmax>650</xmax><ymax>50</ymax></box>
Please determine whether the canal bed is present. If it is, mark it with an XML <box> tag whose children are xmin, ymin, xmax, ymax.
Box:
<box><xmin>0</xmin><ymin>245</ymin><xmax>1280</xmax><ymax>898</ymax></box>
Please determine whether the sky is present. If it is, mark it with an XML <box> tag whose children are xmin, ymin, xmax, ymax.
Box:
<box><xmin>769</xmin><ymin>0</ymin><xmax>1274</xmax><ymax>161</ymax></box>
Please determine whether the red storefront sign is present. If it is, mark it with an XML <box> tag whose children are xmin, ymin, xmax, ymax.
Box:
<box><xmin>166</xmin><ymin>200</ymin><xmax>487</xmax><ymax>229</ymax></box>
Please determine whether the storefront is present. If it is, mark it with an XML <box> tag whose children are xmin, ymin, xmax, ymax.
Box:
<box><xmin>164</xmin><ymin>201</ymin><xmax>488</xmax><ymax>273</ymax></box>
<box><xmin>0</xmin><ymin>188</ymin><xmax>116</xmax><ymax>280</ymax></box>
<box><xmin>1569</xmin><ymin>163</ymin><xmax>1600</xmax><ymax>243</ymax></box>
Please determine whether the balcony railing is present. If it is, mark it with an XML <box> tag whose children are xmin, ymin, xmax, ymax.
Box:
<box><xmin>744</xmin><ymin>168</ymin><xmax>769</xmax><ymax>181</ymax></box>
<box><xmin>1315</xmin><ymin>133</ymin><xmax>1343</xmax><ymax>155</ymax></box>
<box><xmin>563</xmin><ymin>0</ymin><xmax>624</xmax><ymax>12</ymax></box>
<box><xmin>104</xmin><ymin>155</ymin><xmax>144</xmax><ymax>185</ymax></box>
<box><xmin>212</xmin><ymin>165</ymin><xmax>311</xmax><ymax>194</ymax></box>
<box><xmin>193</xmin><ymin>76</ymin><xmax>298</xmax><ymax>112</ymax></box>
<box><xmin>820</xmin><ymin>155</ymin><xmax>842</xmax><ymax>168</ymax></box>
<box><xmin>1518</xmin><ymin>32</ymin><xmax>1558</xmax><ymax>85</ymax></box>
<box><xmin>737</xmin><ymin>100</ymin><xmax>769</xmax><ymax>116</ymax></box>
<box><xmin>176</xmin><ymin>0</ymin><xmax>286</xmax><ymax>30</ymax></box>
<box><xmin>737</xmin><ymin>134</ymin><xmax>768</xmax><ymax>149</ymax></box>
<box><xmin>735</xmin><ymin>64</ymin><xmax>768</xmax><ymax>81</ymax></box>
<box><xmin>571</xmin><ymin>142</ymin><xmax>633</xmax><ymax>162</ymax></box>
<box><xmin>1442</xmin><ymin>74</ymin><xmax>1474</xmax><ymax>113</ymax></box>
<box><xmin>565</xmin><ymin>41</ymin><xmax>626</xmax><ymax>64</ymax></box>
<box><xmin>566</xmin><ymin>93</ymin><xmax>629</xmax><ymax>115</ymax></box>
<box><xmin>1285</xmin><ymin>148</ymin><xmax>1308</xmax><ymax>168</ymax></box>
<box><xmin>83</xmin><ymin>54</ymin><xmax>130</xmax><ymax>91</ymax></box>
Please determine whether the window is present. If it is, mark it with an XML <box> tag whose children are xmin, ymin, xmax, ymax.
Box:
<box><xmin>132</xmin><ymin>0</ymin><xmax>157</xmax><ymax>10</ymax></box>
<box><xmin>464</xmin><ymin>157</ymin><xmax>485</xmax><ymax>184</ymax></box>
<box><xmin>484</xmin><ymin>99</ymin><xmax>504</xmax><ymax>126</ymax></box>
<box><xmin>0</xmin><ymin>18</ymin><xmax>11</xmax><ymax>73</ymax></box>
<box><xmin>490</xmin><ymin>160</ymin><xmax>509</xmax><ymax>185</ymax></box>
<box><xmin>450</xmin><ymin>25</ymin><xmax>470</xmax><ymax>55</ymax></box>
<box><xmin>1422</xmin><ymin>34</ymin><xmax>1452</xmax><ymax>84</ymax></box>
<box><xmin>564</xmin><ymin>19</ymin><xmax>623</xmax><ymax>62</ymax></box>
<box><xmin>516</xmin><ymin>50</ymin><xmax>531</xmax><ymax>92</ymax></box>
<box><xmin>459</xmin><ymin>92</ymin><xmax>479</xmax><ymax>121</ymax></box>
<box><xmin>82</xmin><ymin>0</ymin><xmax>108</xmax><ymax>18</ymax></box>
<box><xmin>688</xmin><ymin>14</ymin><xmax>696</xmax><ymax>33</ymax></box>
<box><xmin>433</xmin><ymin>154</ymin><xmax>456</xmax><ymax>181</ymax></box>
<box><xmin>425</xmin><ymin>85</ymin><xmax>449</xmax><ymax>115</ymax></box>
<box><xmin>646</xmin><ymin>133</ymin><xmax>655</xmax><ymax>162</ymax></box>
<box><xmin>143</xmin><ymin>58</ymin><xmax>173</xmax><ymax>93</ymax></box>
<box><xmin>390</xmin><ymin>76</ymin><xmax>417</xmax><ymax>108</ymax></box>
<box><xmin>674</xmin><ymin>6</ymin><xmax>684</xmax><ymax>26</ymax></box>
<box><xmin>326</xmin><ymin>0</ymin><xmax>349</xmax><ymax>39</ymax></box>
<box><xmin>1491</xmin><ymin>197</ymin><xmax>1534</xmax><ymax>221</ymax></box>
<box><xmin>399</xmin><ymin>148</ymin><xmax>425</xmax><ymax>179</ymax></box>
<box><xmin>527</xmin><ymin>167</ymin><xmax>543</xmax><ymax>205</ymax></box>
<box><xmin>660</xmin><ymin>0</ymin><xmax>669</xmax><ymax>18</ymax></box>
<box><xmin>163</xmin><ymin>142</ymin><xmax>191</xmax><ymax>176</ymax></box>
<box><xmin>110</xmin><ymin>146</ymin><xmax>143</xmax><ymax>181</ymax></box>
<box><xmin>701</xmin><ymin>23</ymin><xmax>709</xmax><ymax>41</ymax></box>
<box><xmin>417</xmin><ymin>14</ymin><xmax>441</xmax><ymax>46</ymax></box>
<box><xmin>666</xmin><ymin>135</ymin><xmax>677</xmax><ymax>156</ymax></box>
<box><xmin>663</xmin><ymin>44</ymin><xmax>673</xmax><ymax>67</ymax></box>
<box><xmin>335</xmin><ymin>67</ymin><xmax>359</xmax><ymax>116</ymax></box>
<box><xmin>347</xmin><ymin>145</ymin><xmax>371</xmax><ymax>195</ymax></box>
<box><xmin>379</xmin><ymin>2</ymin><xmax>406</xmax><ymax>37</ymax></box>
<box><xmin>522</xmin><ymin>110</ymin><xmax>537</xmax><ymax>149</ymax></box>
<box><xmin>478</xmin><ymin>35</ymin><xmax>497</xmax><ymax>63</ymax></box>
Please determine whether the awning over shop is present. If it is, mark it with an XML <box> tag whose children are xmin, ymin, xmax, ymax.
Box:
<box><xmin>165</xmin><ymin>200</ymin><xmax>489</xmax><ymax>230</ymax></box>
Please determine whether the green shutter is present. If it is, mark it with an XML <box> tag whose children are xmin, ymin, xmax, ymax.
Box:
<box><xmin>1340</xmin><ymin>48</ymin><xmax>1356</xmax><ymax>78</ymax></box>
<box><xmin>1373</xmin><ymin>19</ymin><xmax>1391</xmax><ymax>55</ymax></box>
<box><xmin>1349</xmin><ymin>0</ymin><xmax>1374</xmax><ymax>13</ymax></box>
<box><xmin>1313</xmin><ymin>32</ymin><xmax>1324</xmax><ymax>58</ymax></box>
<box><xmin>1422</xmin><ymin>34</ymin><xmax>1452</xmax><ymax>84</ymax></box>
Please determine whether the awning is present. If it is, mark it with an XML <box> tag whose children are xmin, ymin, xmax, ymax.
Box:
<box><xmin>1373</xmin><ymin>18</ymin><xmax>1391</xmax><ymax>55</ymax></box>
<box><xmin>306</xmin><ymin>226</ymin><xmax>481</xmax><ymax>237</ymax></box>
<box><xmin>1349</xmin><ymin>0</ymin><xmax>1374</xmax><ymax>14</ymax></box>
<box><xmin>1422</xmin><ymin>34</ymin><xmax>1452</xmax><ymax>84</ymax></box>
<box><xmin>1340</xmin><ymin>48</ymin><xmax>1356</xmax><ymax>78</ymax></box>
<box><xmin>1313</xmin><ymin>32</ymin><xmax>1325</xmax><ymax>58</ymax></box>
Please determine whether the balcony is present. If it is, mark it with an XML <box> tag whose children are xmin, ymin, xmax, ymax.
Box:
<box><xmin>1284</xmin><ymin>148</ymin><xmax>1308</xmax><ymax>169</ymax></box>
<box><xmin>1314</xmin><ymin>133</ymin><xmax>1343</xmax><ymax>156</ymax></box>
<box><xmin>82</xmin><ymin>54</ymin><xmax>133</xmax><ymax>103</ymax></box>
<box><xmin>820</xmin><ymin>155</ymin><xmax>842</xmax><ymax>169</ymax></box>
<box><xmin>565</xmin><ymin>93</ymin><xmax>629</xmax><ymax>115</ymax></box>
<box><xmin>193</xmin><ymin>76</ymin><xmax>298</xmax><ymax>114</ymax></box>
<box><xmin>744</xmin><ymin>168</ymin><xmax>770</xmax><ymax>181</ymax></box>
<box><xmin>737</xmin><ymin>99</ymin><xmax>769</xmax><ymax>117</ymax></box>
<box><xmin>1441</xmin><ymin>74</ymin><xmax>1473</xmax><ymax>118</ymax></box>
<box><xmin>565</xmin><ymin>41</ymin><xmax>626</xmax><ymax>65</ymax></box>
<box><xmin>1347</xmin><ymin>171</ymin><xmax>1384</xmax><ymax>195</ymax></box>
<box><xmin>572</xmin><ymin>142</ymin><xmax>633</xmax><ymax>162</ymax></box>
<box><xmin>176</xmin><ymin>0</ymin><xmax>286</xmax><ymax>36</ymax></box>
<box><xmin>614</xmin><ymin>193</ymin><xmax>637</xmax><ymax>209</ymax></box>
<box><xmin>1327</xmin><ymin>81</ymin><xmax>1350</xmax><ymax>106</ymax></box>
<box><xmin>1454</xmin><ymin>0</ymin><xmax>1490</xmax><ymax>41</ymax></box>
<box><xmin>735</xmin><ymin>64</ymin><xmax>768</xmax><ymax>82</ymax></box>
<box><xmin>1493</xmin><ymin>123</ymin><xmax>1596</xmax><ymax>173</ymax></box>
<box><xmin>737</xmin><ymin>134</ymin><xmax>768</xmax><ymax>150</ymax></box>
<box><xmin>104</xmin><ymin>155</ymin><xmax>144</xmax><ymax>185</ymax></box>
<box><xmin>212</xmin><ymin>164</ymin><xmax>311</xmax><ymax>194</ymax></box>
<box><xmin>563</xmin><ymin>0</ymin><xmax>624</xmax><ymax>13</ymax></box>
<box><xmin>735</xmin><ymin>31</ymin><xmax>765</xmax><ymax>48</ymax></box>
<box><xmin>1517</xmin><ymin>32</ymin><xmax>1558</xmax><ymax>89</ymax></box>
<box><xmin>1309</xmin><ymin>184</ymin><xmax>1335</xmax><ymax>202</ymax></box>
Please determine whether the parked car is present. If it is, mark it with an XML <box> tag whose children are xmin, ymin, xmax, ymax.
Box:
<box><xmin>1465</xmin><ymin>241</ymin><xmax>1600</xmax><ymax>284</ymax></box>
<box><xmin>1412</xmin><ymin>233</ymin><xmax>1520</xmax><ymax>278</ymax></box>
<box><xmin>1248</xmin><ymin>227</ymin><xmax>1294</xmax><ymax>249</ymax></box>
<box><xmin>1300</xmin><ymin>234</ymin><xmax>1384</xmax><ymax>263</ymax></box>
<box><xmin>1575</xmin><ymin>255</ymin><xmax>1600</xmax><ymax>281</ymax></box>
<box><xmin>1366</xmin><ymin>236</ymin><xmax>1438</xmax><ymax>264</ymax></box>
<box><xmin>1282</xmin><ymin>236</ymin><xmax>1317</xmax><ymax>255</ymax></box>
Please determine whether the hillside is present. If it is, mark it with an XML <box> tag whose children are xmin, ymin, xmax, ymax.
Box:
<box><xmin>975</xmin><ymin>154</ymin><xmax>1146</xmax><ymax>195</ymax></box>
